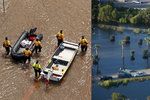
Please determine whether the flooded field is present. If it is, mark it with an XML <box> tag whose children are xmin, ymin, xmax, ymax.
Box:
<box><xmin>92</xmin><ymin>26</ymin><xmax>150</xmax><ymax>99</ymax></box>
<box><xmin>0</xmin><ymin>0</ymin><xmax>91</xmax><ymax>100</ymax></box>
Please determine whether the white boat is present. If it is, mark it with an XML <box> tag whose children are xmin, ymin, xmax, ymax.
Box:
<box><xmin>41</xmin><ymin>41</ymin><xmax>79</xmax><ymax>82</ymax></box>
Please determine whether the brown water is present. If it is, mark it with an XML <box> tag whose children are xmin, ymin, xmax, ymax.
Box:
<box><xmin>0</xmin><ymin>0</ymin><xmax>91</xmax><ymax>100</ymax></box>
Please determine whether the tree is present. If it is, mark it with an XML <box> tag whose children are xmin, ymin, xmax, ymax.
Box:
<box><xmin>130</xmin><ymin>15</ymin><xmax>138</xmax><ymax>24</ymax></box>
<box><xmin>98</xmin><ymin>5</ymin><xmax>113</xmax><ymax>23</ymax></box>
<box><xmin>119</xmin><ymin>18</ymin><xmax>127</xmax><ymax>24</ymax></box>
<box><xmin>92</xmin><ymin>0</ymin><xmax>99</xmax><ymax>23</ymax></box>
<box><xmin>111</xmin><ymin>9</ymin><xmax>117</xmax><ymax>21</ymax></box>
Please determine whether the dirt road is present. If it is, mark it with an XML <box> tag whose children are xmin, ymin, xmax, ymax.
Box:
<box><xmin>0</xmin><ymin>0</ymin><xmax>91</xmax><ymax>100</ymax></box>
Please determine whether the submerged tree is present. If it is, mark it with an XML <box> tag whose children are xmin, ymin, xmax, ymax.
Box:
<box><xmin>138</xmin><ymin>39</ymin><xmax>143</xmax><ymax>46</ymax></box>
<box><xmin>130</xmin><ymin>50</ymin><xmax>135</xmax><ymax>61</ymax></box>
<box><xmin>110</xmin><ymin>35</ymin><xmax>115</xmax><ymax>42</ymax></box>
<box><xmin>124</xmin><ymin>36</ymin><xmax>130</xmax><ymax>44</ymax></box>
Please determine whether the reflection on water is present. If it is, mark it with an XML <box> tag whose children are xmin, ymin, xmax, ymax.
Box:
<box><xmin>92</xmin><ymin>26</ymin><xmax>150</xmax><ymax>100</ymax></box>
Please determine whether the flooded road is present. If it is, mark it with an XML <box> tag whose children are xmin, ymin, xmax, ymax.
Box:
<box><xmin>0</xmin><ymin>0</ymin><xmax>91</xmax><ymax>100</ymax></box>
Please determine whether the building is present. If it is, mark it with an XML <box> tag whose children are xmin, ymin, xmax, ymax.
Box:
<box><xmin>139</xmin><ymin>0</ymin><xmax>150</xmax><ymax>3</ymax></box>
<box><xmin>115</xmin><ymin>0</ymin><xmax>126</xmax><ymax>2</ymax></box>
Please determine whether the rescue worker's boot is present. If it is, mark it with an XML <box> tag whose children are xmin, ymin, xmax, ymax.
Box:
<box><xmin>81</xmin><ymin>45</ymin><xmax>84</xmax><ymax>52</ymax></box>
<box><xmin>5</xmin><ymin>47</ymin><xmax>10</xmax><ymax>55</ymax></box>
<box><xmin>38</xmin><ymin>46</ymin><xmax>42</xmax><ymax>52</ymax></box>
<box><xmin>34</xmin><ymin>46</ymin><xmax>38</xmax><ymax>54</ymax></box>
<box><xmin>84</xmin><ymin>46</ymin><xmax>87</xmax><ymax>52</ymax></box>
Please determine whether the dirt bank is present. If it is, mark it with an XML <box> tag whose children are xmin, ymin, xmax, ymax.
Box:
<box><xmin>0</xmin><ymin>0</ymin><xmax>91</xmax><ymax>100</ymax></box>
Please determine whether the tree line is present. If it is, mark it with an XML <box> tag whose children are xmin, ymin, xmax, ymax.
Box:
<box><xmin>92</xmin><ymin>0</ymin><xmax>150</xmax><ymax>26</ymax></box>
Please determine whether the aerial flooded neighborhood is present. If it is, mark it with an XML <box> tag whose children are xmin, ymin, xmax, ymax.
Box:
<box><xmin>92</xmin><ymin>0</ymin><xmax>150</xmax><ymax>99</ymax></box>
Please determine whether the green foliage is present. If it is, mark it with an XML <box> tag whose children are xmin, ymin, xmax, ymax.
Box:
<box><xmin>130</xmin><ymin>15</ymin><xmax>138</xmax><ymax>24</ymax></box>
<box><xmin>119</xmin><ymin>18</ymin><xmax>127</xmax><ymax>24</ymax></box>
<box><xmin>112</xmin><ymin>93</ymin><xmax>127</xmax><ymax>100</ymax></box>
<box><xmin>148</xmin><ymin>28</ymin><xmax>150</xmax><ymax>34</ymax></box>
<box><xmin>112</xmin><ymin>9</ymin><xmax>117</xmax><ymax>21</ymax></box>
<box><xmin>94</xmin><ymin>3</ymin><xmax>150</xmax><ymax>26</ymax></box>
<box><xmin>99</xmin><ymin>76</ymin><xmax>150</xmax><ymax>88</ymax></box>
<box><xmin>92</xmin><ymin>0</ymin><xmax>99</xmax><ymax>23</ymax></box>
<box><xmin>133</xmin><ymin>28</ymin><xmax>141</xmax><ymax>34</ymax></box>
<box><xmin>98</xmin><ymin>5</ymin><xmax>114</xmax><ymax>23</ymax></box>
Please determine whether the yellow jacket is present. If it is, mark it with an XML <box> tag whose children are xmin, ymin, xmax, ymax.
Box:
<box><xmin>3</xmin><ymin>40</ymin><xmax>11</xmax><ymax>47</ymax></box>
<box><xmin>56</xmin><ymin>32</ymin><xmax>64</xmax><ymax>40</ymax></box>
<box><xmin>34</xmin><ymin>40</ymin><xmax>42</xmax><ymax>47</ymax></box>
<box><xmin>80</xmin><ymin>38</ymin><xmax>88</xmax><ymax>46</ymax></box>
<box><xmin>23</xmin><ymin>49</ymin><xmax>32</xmax><ymax>57</ymax></box>
<box><xmin>32</xmin><ymin>63</ymin><xmax>42</xmax><ymax>70</ymax></box>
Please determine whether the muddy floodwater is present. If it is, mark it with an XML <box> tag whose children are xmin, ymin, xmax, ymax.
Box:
<box><xmin>0</xmin><ymin>0</ymin><xmax>91</xmax><ymax>100</ymax></box>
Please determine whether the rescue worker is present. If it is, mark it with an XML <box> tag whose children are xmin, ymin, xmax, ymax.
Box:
<box><xmin>3</xmin><ymin>37</ymin><xmax>11</xmax><ymax>55</ymax></box>
<box><xmin>33</xmin><ymin>38</ymin><xmax>42</xmax><ymax>54</ymax></box>
<box><xmin>32</xmin><ymin>60</ymin><xmax>42</xmax><ymax>78</ymax></box>
<box><xmin>22</xmin><ymin>47</ymin><xmax>32</xmax><ymax>64</ymax></box>
<box><xmin>79</xmin><ymin>36</ymin><xmax>88</xmax><ymax>52</ymax></box>
<box><xmin>56</xmin><ymin>30</ymin><xmax>64</xmax><ymax>46</ymax></box>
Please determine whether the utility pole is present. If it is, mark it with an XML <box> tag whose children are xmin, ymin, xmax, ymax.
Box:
<box><xmin>3</xmin><ymin>0</ymin><xmax>5</xmax><ymax>13</ymax></box>
<box><xmin>145</xmin><ymin>37</ymin><xmax>150</xmax><ymax>66</ymax></box>
<box><xmin>120</xmin><ymin>40</ymin><xmax>125</xmax><ymax>69</ymax></box>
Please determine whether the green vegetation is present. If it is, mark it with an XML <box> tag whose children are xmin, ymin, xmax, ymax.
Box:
<box><xmin>98</xmin><ymin>24</ymin><xmax>150</xmax><ymax>34</ymax></box>
<box><xmin>92</xmin><ymin>1</ymin><xmax>150</xmax><ymax>26</ymax></box>
<box><xmin>112</xmin><ymin>92</ymin><xmax>127</xmax><ymax>100</ymax></box>
<box><xmin>99</xmin><ymin>76</ymin><xmax>150</xmax><ymax>88</ymax></box>
<box><xmin>133</xmin><ymin>28</ymin><xmax>141</xmax><ymax>34</ymax></box>
<box><xmin>92</xmin><ymin>0</ymin><xmax>99</xmax><ymax>23</ymax></box>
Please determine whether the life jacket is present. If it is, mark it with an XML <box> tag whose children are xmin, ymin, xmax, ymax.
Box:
<box><xmin>56</xmin><ymin>32</ymin><xmax>64</xmax><ymax>40</ymax></box>
<box><xmin>3</xmin><ymin>40</ymin><xmax>11</xmax><ymax>47</ymax></box>
<box><xmin>23</xmin><ymin>49</ymin><xmax>32</xmax><ymax>57</ymax></box>
<box><xmin>80</xmin><ymin>38</ymin><xmax>88</xmax><ymax>46</ymax></box>
<box><xmin>28</xmin><ymin>35</ymin><xmax>36</xmax><ymax>41</ymax></box>
<box><xmin>34</xmin><ymin>40</ymin><xmax>42</xmax><ymax>47</ymax></box>
<box><xmin>32</xmin><ymin>63</ymin><xmax>42</xmax><ymax>70</ymax></box>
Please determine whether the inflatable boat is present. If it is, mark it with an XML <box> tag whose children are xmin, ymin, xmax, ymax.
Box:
<box><xmin>41</xmin><ymin>41</ymin><xmax>79</xmax><ymax>82</ymax></box>
<box><xmin>11</xmin><ymin>30</ymin><xmax>43</xmax><ymax>60</ymax></box>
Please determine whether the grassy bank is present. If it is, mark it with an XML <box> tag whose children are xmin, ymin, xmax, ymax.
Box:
<box><xmin>98</xmin><ymin>24</ymin><xmax>150</xmax><ymax>34</ymax></box>
<box><xmin>99</xmin><ymin>76</ymin><xmax>150</xmax><ymax>89</ymax></box>
<box><xmin>112</xmin><ymin>92</ymin><xmax>127</xmax><ymax>100</ymax></box>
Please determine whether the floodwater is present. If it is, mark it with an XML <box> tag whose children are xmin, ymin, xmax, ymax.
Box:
<box><xmin>0</xmin><ymin>0</ymin><xmax>91</xmax><ymax>100</ymax></box>
<box><xmin>92</xmin><ymin>26</ymin><xmax>150</xmax><ymax>100</ymax></box>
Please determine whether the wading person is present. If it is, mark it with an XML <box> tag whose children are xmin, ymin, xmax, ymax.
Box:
<box><xmin>33</xmin><ymin>38</ymin><xmax>42</xmax><ymax>54</ymax></box>
<box><xmin>32</xmin><ymin>60</ymin><xmax>42</xmax><ymax>78</ymax></box>
<box><xmin>56</xmin><ymin>30</ymin><xmax>64</xmax><ymax>46</ymax></box>
<box><xmin>3</xmin><ymin>37</ymin><xmax>12</xmax><ymax>55</ymax></box>
<box><xmin>23</xmin><ymin>47</ymin><xmax>32</xmax><ymax>64</ymax></box>
<box><xmin>79</xmin><ymin>36</ymin><xmax>88</xmax><ymax>52</ymax></box>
